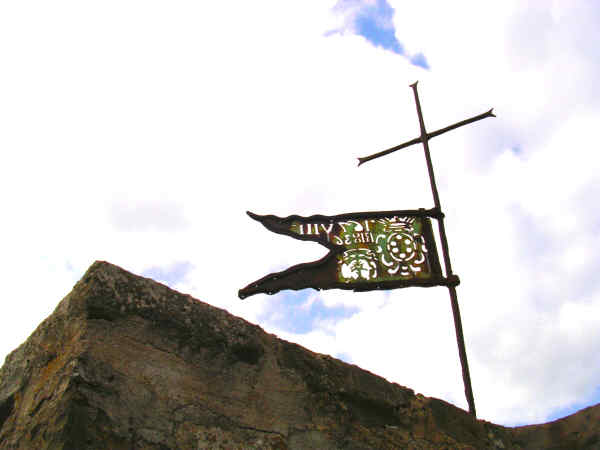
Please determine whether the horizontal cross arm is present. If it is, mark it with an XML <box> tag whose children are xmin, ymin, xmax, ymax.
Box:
<box><xmin>357</xmin><ymin>108</ymin><xmax>495</xmax><ymax>167</ymax></box>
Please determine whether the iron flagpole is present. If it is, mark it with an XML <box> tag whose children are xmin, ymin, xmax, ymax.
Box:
<box><xmin>357</xmin><ymin>108</ymin><xmax>494</xmax><ymax>167</ymax></box>
<box><xmin>409</xmin><ymin>81</ymin><xmax>477</xmax><ymax>417</ymax></box>
<box><xmin>357</xmin><ymin>81</ymin><xmax>493</xmax><ymax>417</ymax></box>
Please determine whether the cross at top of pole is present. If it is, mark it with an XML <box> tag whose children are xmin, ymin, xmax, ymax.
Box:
<box><xmin>355</xmin><ymin>81</ymin><xmax>494</xmax><ymax>418</ymax></box>
<box><xmin>357</xmin><ymin>81</ymin><xmax>495</xmax><ymax>168</ymax></box>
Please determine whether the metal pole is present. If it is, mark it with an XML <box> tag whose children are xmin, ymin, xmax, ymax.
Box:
<box><xmin>410</xmin><ymin>81</ymin><xmax>477</xmax><ymax>418</ymax></box>
<box><xmin>357</xmin><ymin>108</ymin><xmax>494</xmax><ymax>166</ymax></box>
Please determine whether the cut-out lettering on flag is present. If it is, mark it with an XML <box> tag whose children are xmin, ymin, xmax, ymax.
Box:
<box><xmin>238</xmin><ymin>208</ymin><xmax>455</xmax><ymax>299</ymax></box>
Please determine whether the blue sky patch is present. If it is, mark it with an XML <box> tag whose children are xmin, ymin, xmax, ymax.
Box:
<box><xmin>353</xmin><ymin>0</ymin><xmax>403</xmax><ymax>54</ymax></box>
<box><xmin>546</xmin><ymin>385</ymin><xmax>600</xmax><ymax>422</ymax></box>
<box><xmin>336</xmin><ymin>352</ymin><xmax>354</xmax><ymax>364</ymax></box>
<box><xmin>330</xmin><ymin>0</ymin><xmax>429</xmax><ymax>69</ymax></box>
<box><xmin>410</xmin><ymin>52</ymin><xmax>430</xmax><ymax>70</ymax></box>
<box><xmin>142</xmin><ymin>261</ymin><xmax>194</xmax><ymax>287</ymax></box>
<box><xmin>258</xmin><ymin>290</ymin><xmax>359</xmax><ymax>334</ymax></box>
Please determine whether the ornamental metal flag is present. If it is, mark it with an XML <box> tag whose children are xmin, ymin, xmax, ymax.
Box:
<box><xmin>238</xmin><ymin>208</ymin><xmax>455</xmax><ymax>299</ymax></box>
<box><xmin>239</xmin><ymin>81</ymin><xmax>494</xmax><ymax>419</ymax></box>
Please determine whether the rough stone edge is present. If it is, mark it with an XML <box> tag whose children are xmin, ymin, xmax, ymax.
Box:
<box><xmin>1</xmin><ymin>260</ymin><xmax>598</xmax><ymax>449</ymax></box>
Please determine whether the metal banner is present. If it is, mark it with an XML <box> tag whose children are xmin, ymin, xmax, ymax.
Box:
<box><xmin>237</xmin><ymin>82</ymin><xmax>490</xmax><ymax>418</ymax></box>
<box><xmin>238</xmin><ymin>208</ymin><xmax>455</xmax><ymax>299</ymax></box>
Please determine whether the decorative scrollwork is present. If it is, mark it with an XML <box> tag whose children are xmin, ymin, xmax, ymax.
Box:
<box><xmin>339</xmin><ymin>248</ymin><xmax>378</xmax><ymax>281</ymax></box>
<box><xmin>239</xmin><ymin>209</ymin><xmax>444</xmax><ymax>300</ymax></box>
<box><xmin>330</xmin><ymin>216</ymin><xmax>430</xmax><ymax>283</ymax></box>
<box><xmin>374</xmin><ymin>217</ymin><xmax>428</xmax><ymax>277</ymax></box>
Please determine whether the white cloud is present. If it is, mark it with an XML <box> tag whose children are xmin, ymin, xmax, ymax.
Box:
<box><xmin>109</xmin><ymin>197</ymin><xmax>190</xmax><ymax>232</ymax></box>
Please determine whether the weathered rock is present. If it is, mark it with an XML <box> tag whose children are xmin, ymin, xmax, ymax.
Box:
<box><xmin>511</xmin><ymin>403</ymin><xmax>600</xmax><ymax>449</ymax></box>
<box><xmin>0</xmin><ymin>261</ymin><xmax>598</xmax><ymax>449</ymax></box>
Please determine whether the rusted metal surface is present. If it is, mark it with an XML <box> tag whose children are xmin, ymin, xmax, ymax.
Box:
<box><xmin>239</xmin><ymin>81</ymin><xmax>493</xmax><ymax>419</ymax></box>
<box><xmin>406</xmin><ymin>81</ymin><xmax>478</xmax><ymax>418</ymax></box>
<box><xmin>238</xmin><ymin>208</ymin><xmax>458</xmax><ymax>300</ymax></box>
<box><xmin>357</xmin><ymin>107</ymin><xmax>494</xmax><ymax>166</ymax></box>
<box><xmin>355</xmin><ymin>81</ymin><xmax>491</xmax><ymax>418</ymax></box>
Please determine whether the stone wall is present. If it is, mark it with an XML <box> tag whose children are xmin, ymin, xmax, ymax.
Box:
<box><xmin>0</xmin><ymin>261</ymin><xmax>597</xmax><ymax>449</ymax></box>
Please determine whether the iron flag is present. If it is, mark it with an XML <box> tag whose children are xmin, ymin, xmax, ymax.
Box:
<box><xmin>238</xmin><ymin>208</ymin><xmax>458</xmax><ymax>300</ymax></box>
<box><xmin>239</xmin><ymin>81</ymin><xmax>494</xmax><ymax>419</ymax></box>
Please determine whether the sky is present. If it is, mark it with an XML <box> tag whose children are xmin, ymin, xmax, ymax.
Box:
<box><xmin>1</xmin><ymin>0</ymin><xmax>599</xmax><ymax>427</ymax></box>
